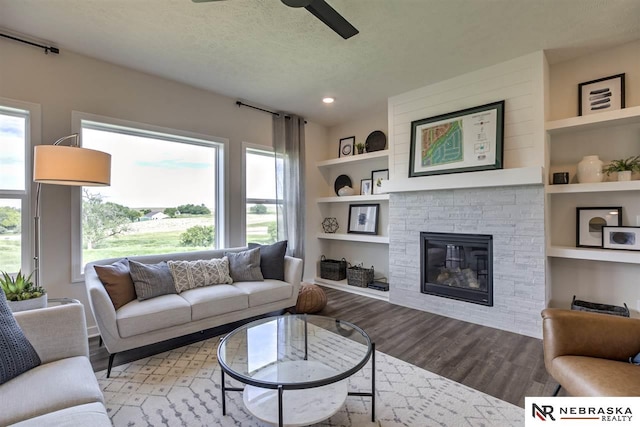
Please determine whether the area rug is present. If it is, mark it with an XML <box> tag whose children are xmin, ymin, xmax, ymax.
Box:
<box><xmin>97</xmin><ymin>336</ymin><xmax>523</xmax><ymax>426</ymax></box>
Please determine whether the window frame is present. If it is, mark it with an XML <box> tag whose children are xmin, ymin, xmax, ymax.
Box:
<box><xmin>70</xmin><ymin>111</ymin><xmax>228</xmax><ymax>282</ymax></box>
<box><xmin>0</xmin><ymin>97</ymin><xmax>40</xmax><ymax>275</ymax></box>
<box><xmin>242</xmin><ymin>142</ymin><xmax>279</xmax><ymax>246</ymax></box>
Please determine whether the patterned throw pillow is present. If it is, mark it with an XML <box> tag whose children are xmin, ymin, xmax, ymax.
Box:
<box><xmin>167</xmin><ymin>257</ymin><xmax>233</xmax><ymax>293</ymax></box>
<box><xmin>0</xmin><ymin>289</ymin><xmax>41</xmax><ymax>385</ymax></box>
<box><xmin>225</xmin><ymin>247</ymin><xmax>264</xmax><ymax>282</ymax></box>
<box><xmin>129</xmin><ymin>260</ymin><xmax>177</xmax><ymax>301</ymax></box>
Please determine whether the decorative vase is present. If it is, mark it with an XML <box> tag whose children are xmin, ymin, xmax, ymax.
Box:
<box><xmin>577</xmin><ymin>155</ymin><xmax>604</xmax><ymax>183</ymax></box>
<box><xmin>8</xmin><ymin>294</ymin><xmax>47</xmax><ymax>313</ymax></box>
<box><xmin>337</xmin><ymin>186</ymin><xmax>355</xmax><ymax>196</ymax></box>
<box><xmin>617</xmin><ymin>170</ymin><xmax>632</xmax><ymax>181</ymax></box>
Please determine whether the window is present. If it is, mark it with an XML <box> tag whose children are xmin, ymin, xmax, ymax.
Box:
<box><xmin>245</xmin><ymin>146</ymin><xmax>280</xmax><ymax>244</ymax></box>
<box><xmin>72</xmin><ymin>112</ymin><xmax>226</xmax><ymax>279</ymax></box>
<box><xmin>0</xmin><ymin>99</ymin><xmax>39</xmax><ymax>274</ymax></box>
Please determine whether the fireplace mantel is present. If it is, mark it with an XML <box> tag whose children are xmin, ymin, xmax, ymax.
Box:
<box><xmin>381</xmin><ymin>166</ymin><xmax>545</xmax><ymax>194</ymax></box>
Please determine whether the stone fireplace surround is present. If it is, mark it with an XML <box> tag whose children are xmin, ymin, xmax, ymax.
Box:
<box><xmin>387</xmin><ymin>184</ymin><xmax>546</xmax><ymax>338</ymax></box>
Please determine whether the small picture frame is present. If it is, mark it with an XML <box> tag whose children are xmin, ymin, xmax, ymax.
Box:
<box><xmin>371</xmin><ymin>169</ymin><xmax>389</xmax><ymax>195</ymax></box>
<box><xmin>339</xmin><ymin>136</ymin><xmax>355</xmax><ymax>158</ymax></box>
<box><xmin>360</xmin><ymin>179</ymin><xmax>372</xmax><ymax>196</ymax></box>
<box><xmin>602</xmin><ymin>226</ymin><xmax>640</xmax><ymax>251</ymax></box>
<box><xmin>348</xmin><ymin>203</ymin><xmax>379</xmax><ymax>235</ymax></box>
<box><xmin>578</xmin><ymin>73</ymin><xmax>625</xmax><ymax>116</ymax></box>
<box><xmin>576</xmin><ymin>207</ymin><xmax>622</xmax><ymax>248</ymax></box>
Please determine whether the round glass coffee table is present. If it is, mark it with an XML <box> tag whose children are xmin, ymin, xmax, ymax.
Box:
<box><xmin>217</xmin><ymin>314</ymin><xmax>375</xmax><ymax>427</ymax></box>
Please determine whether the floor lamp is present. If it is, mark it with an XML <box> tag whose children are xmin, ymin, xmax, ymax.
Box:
<box><xmin>32</xmin><ymin>133</ymin><xmax>111</xmax><ymax>288</ymax></box>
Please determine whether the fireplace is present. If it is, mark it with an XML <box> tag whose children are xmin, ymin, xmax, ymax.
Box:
<box><xmin>420</xmin><ymin>232</ymin><xmax>493</xmax><ymax>306</ymax></box>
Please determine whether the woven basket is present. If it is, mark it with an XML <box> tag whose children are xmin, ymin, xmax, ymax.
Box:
<box><xmin>571</xmin><ymin>295</ymin><xmax>629</xmax><ymax>317</ymax></box>
<box><xmin>320</xmin><ymin>256</ymin><xmax>347</xmax><ymax>281</ymax></box>
<box><xmin>347</xmin><ymin>265</ymin><xmax>374</xmax><ymax>288</ymax></box>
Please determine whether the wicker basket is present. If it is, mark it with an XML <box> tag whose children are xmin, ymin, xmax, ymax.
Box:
<box><xmin>347</xmin><ymin>265</ymin><xmax>374</xmax><ymax>288</ymax></box>
<box><xmin>320</xmin><ymin>256</ymin><xmax>347</xmax><ymax>281</ymax></box>
<box><xmin>571</xmin><ymin>295</ymin><xmax>629</xmax><ymax>317</ymax></box>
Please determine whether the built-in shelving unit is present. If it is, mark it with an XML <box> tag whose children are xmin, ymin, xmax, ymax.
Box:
<box><xmin>316</xmin><ymin>150</ymin><xmax>388</xmax><ymax>169</ymax></box>
<box><xmin>546</xmin><ymin>180</ymin><xmax>640</xmax><ymax>194</ymax></box>
<box><xmin>317</xmin><ymin>233</ymin><xmax>389</xmax><ymax>244</ymax></box>
<box><xmin>314</xmin><ymin>277</ymin><xmax>389</xmax><ymax>301</ymax></box>
<box><xmin>547</xmin><ymin>246</ymin><xmax>640</xmax><ymax>264</ymax></box>
<box><xmin>317</xmin><ymin>194</ymin><xmax>389</xmax><ymax>203</ymax></box>
<box><xmin>545</xmin><ymin>105</ymin><xmax>640</xmax><ymax>134</ymax></box>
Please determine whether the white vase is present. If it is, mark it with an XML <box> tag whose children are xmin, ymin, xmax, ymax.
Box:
<box><xmin>617</xmin><ymin>170</ymin><xmax>632</xmax><ymax>181</ymax></box>
<box><xmin>8</xmin><ymin>294</ymin><xmax>47</xmax><ymax>313</ymax></box>
<box><xmin>337</xmin><ymin>186</ymin><xmax>355</xmax><ymax>196</ymax></box>
<box><xmin>577</xmin><ymin>155</ymin><xmax>604</xmax><ymax>183</ymax></box>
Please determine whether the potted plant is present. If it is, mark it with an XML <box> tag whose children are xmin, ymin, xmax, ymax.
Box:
<box><xmin>602</xmin><ymin>156</ymin><xmax>640</xmax><ymax>181</ymax></box>
<box><xmin>0</xmin><ymin>270</ymin><xmax>47</xmax><ymax>312</ymax></box>
<box><xmin>355</xmin><ymin>142</ymin><xmax>365</xmax><ymax>154</ymax></box>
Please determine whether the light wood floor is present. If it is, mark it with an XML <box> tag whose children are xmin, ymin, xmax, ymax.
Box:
<box><xmin>89</xmin><ymin>286</ymin><xmax>560</xmax><ymax>407</ymax></box>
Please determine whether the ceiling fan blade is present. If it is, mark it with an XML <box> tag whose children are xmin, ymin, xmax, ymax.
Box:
<box><xmin>304</xmin><ymin>0</ymin><xmax>359</xmax><ymax>39</ymax></box>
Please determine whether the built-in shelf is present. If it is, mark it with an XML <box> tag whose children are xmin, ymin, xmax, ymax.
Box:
<box><xmin>382</xmin><ymin>166</ymin><xmax>544</xmax><ymax>193</ymax></box>
<box><xmin>547</xmin><ymin>245</ymin><xmax>640</xmax><ymax>264</ymax></box>
<box><xmin>314</xmin><ymin>277</ymin><xmax>389</xmax><ymax>302</ymax></box>
<box><xmin>545</xmin><ymin>105</ymin><xmax>640</xmax><ymax>135</ymax></box>
<box><xmin>317</xmin><ymin>233</ymin><xmax>389</xmax><ymax>244</ymax></box>
<box><xmin>317</xmin><ymin>194</ymin><xmax>390</xmax><ymax>203</ymax></box>
<box><xmin>316</xmin><ymin>150</ymin><xmax>389</xmax><ymax>169</ymax></box>
<box><xmin>546</xmin><ymin>180</ymin><xmax>640</xmax><ymax>194</ymax></box>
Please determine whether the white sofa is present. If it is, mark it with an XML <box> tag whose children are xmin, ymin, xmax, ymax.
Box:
<box><xmin>1</xmin><ymin>302</ymin><xmax>110</xmax><ymax>427</ymax></box>
<box><xmin>85</xmin><ymin>248</ymin><xmax>303</xmax><ymax>377</ymax></box>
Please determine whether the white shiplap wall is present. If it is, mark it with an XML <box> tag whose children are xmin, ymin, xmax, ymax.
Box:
<box><xmin>387</xmin><ymin>51</ymin><xmax>546</xmax><ymax>180</ymax></box>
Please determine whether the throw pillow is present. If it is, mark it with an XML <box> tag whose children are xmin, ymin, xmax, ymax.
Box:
<box><xmin>128</xmin><ymin>260</ymin><xmax>176</xmax><ymax>301</ymax></box>
<box><xmin>225</xmin><ymin>247</ymin><xmax>264</xmax><ymax>282</ymax></box>
<box><xmin>167</xmin><ymin>257</ymin><xmax>233</xmax><ymax>293</ymax></box>
<box><xmin>94</xmin><ymin>259</ymin><xmax>136</xmax><ymax>310</ymax></box>
<box><xmin>0</xmin><ymin>289</ymin><xmax>41</xmax><ymax>385</ymax></box>
<box><xmin>248</xmin><ymin>240</ymin><xmax>288</xmax><ymax>280</ymax></box>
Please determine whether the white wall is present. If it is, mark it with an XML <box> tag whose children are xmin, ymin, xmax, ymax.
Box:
<box><xmin>0</xmin><ymin>39</ymin><xmax>326</xmax><ymax>331</ymax></box>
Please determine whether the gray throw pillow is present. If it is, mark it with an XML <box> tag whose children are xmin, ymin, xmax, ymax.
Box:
<box><xmin>129</xmin><ymin>260</ymin><xmax>176</xmax><ymax>301</ymax></box>
<box><xmin>0</xmin><ymin>289</ymin><xmax>41</xmax><ymax>385</ymax></box>
<box><xmin>225</xmin><ymin>248</ymin><xmax>264</xmax><ymax>282</ymax></box>
<box><xmin>248</xmin><ymin>240</ymin><xmax>287</xmax><ymax>281</ymax></box>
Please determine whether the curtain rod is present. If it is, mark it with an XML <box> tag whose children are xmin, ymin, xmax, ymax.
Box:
<box><xmin>235</xmin><ymin>101</ymin><xmax>307</xmax><ymax>123</ymax></box>
<box><xmin>0</xmin><ymin>32</ymin><xmax>59</xmax><ymax>54</ymax></box>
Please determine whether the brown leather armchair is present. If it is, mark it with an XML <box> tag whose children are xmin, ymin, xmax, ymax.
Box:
<box><xmin>542</xmin><ymin>308</ymin><xmax>640</xmax><ymax>396</ymax></box>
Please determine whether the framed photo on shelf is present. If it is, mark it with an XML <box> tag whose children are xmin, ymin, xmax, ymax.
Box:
<box><xmin>409</xmin><ymin>100</ymin><xmax>504</xmax><ymax>177</ymax></box>
<box><xmin>578</xmin><ymin>73</ymin><xmax>625</xmax><ymax>116</ymax></box>
<box><xmin>576</xmin><ymin>207</ymin><xmax>622</xmax><ymax>248</ymax></box>
<box><xmin>360</xmin><ymin>178</ymin><xmax>372</xmax><ymax>196</ymax></box>
<box><xmin>602</xmin><ymin>226</ymin><xmax>640</xmax><ymax>251</ymax></box>
<box><xmin>371</xmin><ymin>169</ymin><xmax>389</xmax><ymax>195</ymax></box>
<box><xmin>339</xmin><ymin>136</ymin><xmax>355</xmax><ymax>158</ymax></box>
<box><xmin>348</xmin><ymin>204</ymin><xmax>379</xmax><ymax>235</ymax></box>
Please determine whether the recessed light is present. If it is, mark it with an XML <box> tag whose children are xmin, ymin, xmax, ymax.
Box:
<box><xmin>322</xmin><ymin>97</ymin><xmax>335</xmax><ymax>104</ymax></box>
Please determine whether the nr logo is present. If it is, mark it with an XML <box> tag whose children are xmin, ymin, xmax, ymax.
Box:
<box><xmin>532</xmin><ymin>403</ymin><xmax>555</xmax><ymax>421</ymax></box>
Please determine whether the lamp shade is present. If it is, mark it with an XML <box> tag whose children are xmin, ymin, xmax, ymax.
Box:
<box><xmin>33</xmin><ymin>145</ymin><xmax>111</xmax><ymax>186</ymax></box>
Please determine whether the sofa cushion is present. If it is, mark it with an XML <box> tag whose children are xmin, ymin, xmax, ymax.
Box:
<box><xmin>94</xmin><ymin>259</ymin><xmax>136</xmax><ymax>310</ymax></box>
<box><xmin>167</xmin><ymin>257</ymin><xmax>233</xmax><ymax>293</ymax></box>
<box><xmin>550</xmin><ymin>355</ymin><xmax>640</xmax><ymax>396</ymax></box>
<box><xmin>116</xmin><ymin>294</ymin><xmax>191</xmax><ymax>338</ymax></box>
<box><xmin>226</xmin><ymin>248</ymin><xmax>263</xmax><ymax>282</ymax></box>
<box><xmin>0</xmin><ymin>356</ymin><xmax>103</xmax><ymax>426</ymax></box>
<box><xmin>179</xmin><ymin>285</ymin><xmax>249</xmax><ymax>321</ymax></box>
<box><xmin>249</xmin><ymin>240</ymin><xmax>287</xmax><ymax>280</ymax></box>
<box><xmin>0</xmin><ymin>289</ymin><xmax>41</xmax><ymax>385</ymax></box>
<box><xmin>233</xmin><ymin>280</ymin><xmax>294</xmax><ymax>307</ymax></box>
<box><xmin>9</xmin><ymin>402</ymin><xmax>111</xmax><ymax>427</ymax></box>
<box><xmin>129</xmin><ymin>260</ymin><xmax>176</xmax><ymax>301</ymax></box>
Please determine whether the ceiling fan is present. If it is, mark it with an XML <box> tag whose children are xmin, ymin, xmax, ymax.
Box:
<box><xmin>192</xmin><ymin>0</ymin><xmax>359</xmax><ymax>39</ymax></box>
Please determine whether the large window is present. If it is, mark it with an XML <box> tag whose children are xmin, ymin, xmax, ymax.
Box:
<box><xmin>0</xmin><ymin>100</ymin><xmax>38</xmax><ymax>275</ymax></box>
<box><xmin>73</xmin><ymin>113</ymin><xmax>226</xmax><ymax>278</ymax></box>
<box><xmin>245</xmin><ymin>146</ymin><xmax>280</xmax><ymax>244</ymax></box>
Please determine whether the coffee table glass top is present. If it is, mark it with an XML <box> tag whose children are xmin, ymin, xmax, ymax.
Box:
<box><xmin>217</xmin><ymin>314</ymin><xmax>372</xmax><ymax>389</ymax></box>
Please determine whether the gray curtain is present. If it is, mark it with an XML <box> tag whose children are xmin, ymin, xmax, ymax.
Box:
<box><xmin>273</xmin><ymin>114</ymin><xmax>305</xmax><ymax>259</ymax></box>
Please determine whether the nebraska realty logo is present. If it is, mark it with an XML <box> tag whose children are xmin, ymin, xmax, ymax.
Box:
<box><xmin>525</xmin><ymin>397</ymin><xmax>638</xmax><ymax>426</ymax></box>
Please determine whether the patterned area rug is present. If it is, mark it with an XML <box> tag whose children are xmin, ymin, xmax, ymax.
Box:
<box><xmin>97</xmin><ymin>336</ymin><xmax>523</xmax><ymax>426</ymax></box>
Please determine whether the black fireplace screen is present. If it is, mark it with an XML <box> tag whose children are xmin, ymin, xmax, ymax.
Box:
<box><xmin>420</xmin><ymin>232</ymin><xmax>493</xmax><ymax>306</ymax></box>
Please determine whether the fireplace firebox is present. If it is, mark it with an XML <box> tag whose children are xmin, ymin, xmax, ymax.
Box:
<box><xmin>420</xmin><ymin>232</ymin><xmax>493</xmax><ymax>306</ymax></box>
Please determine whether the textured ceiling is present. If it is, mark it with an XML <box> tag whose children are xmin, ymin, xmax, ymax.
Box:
<box><xmin>1</xmin><ymin>0</ymin><xmax>639</xmax><ymax>127</ymax></box>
